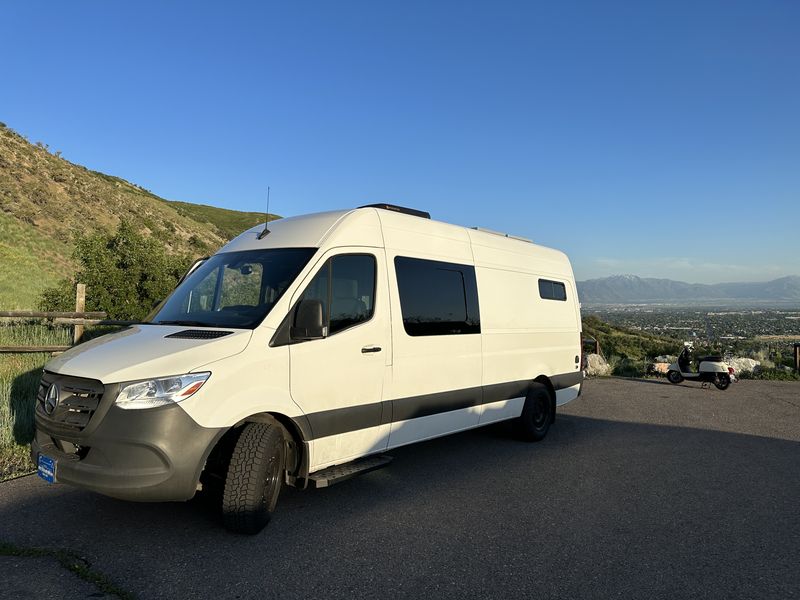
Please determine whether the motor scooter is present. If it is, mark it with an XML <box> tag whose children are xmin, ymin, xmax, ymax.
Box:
<box><xmin>667</xmin><ymin>344</ymin><xmax>735</xmax><ymax>390</ymax></box>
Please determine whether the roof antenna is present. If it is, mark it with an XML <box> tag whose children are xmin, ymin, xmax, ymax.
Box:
<box><xmin>257</xmin><ymin>186</ymin><xmax>271</xmax><ymax>239</ymax></box>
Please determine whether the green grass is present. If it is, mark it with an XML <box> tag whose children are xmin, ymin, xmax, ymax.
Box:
<box><xmin>0</xmin><ymin>322</ymin><xmax>71</xmax><ymax>480</ymax></box>
<box><xmin>0</xmin><ymin>212</ymin><xmax>71</xmax><ymax>309</ymax></box>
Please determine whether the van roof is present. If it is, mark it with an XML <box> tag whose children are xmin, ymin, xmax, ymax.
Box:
<box><xmin>218</xmin><ymin>206</ymin><xmax>568</xmax><ymax>272</ymax></box>
<box><xmin>221</xmin><ymin>210</ymin><xmax>353</xmax><ymax>252</ymax></box>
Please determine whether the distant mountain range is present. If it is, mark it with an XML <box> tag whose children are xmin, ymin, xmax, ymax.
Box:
<box><xmin>577</xmin><ymin>275</ymin><xmax>800</xmax><ymax>304</ymax></box>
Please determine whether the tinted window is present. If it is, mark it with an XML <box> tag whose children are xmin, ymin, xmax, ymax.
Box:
<box><xmin>539</xmin><ymin>279</ymin><xmax>567</xmax><ymax>301</ymax></box>
<box><xmin>394</xmin><ymin>257</ymin><xmax>480</xmax><ymax>336</ymax></box>
<box><xmin>298</xmin><ymin>254</ymin><xmax>376</xmax><ymax>335</ymax></box>
<box><xmin>149</xmin><ymin>248</ymin><xmax>315</xmax><ymax>328</ymax></box>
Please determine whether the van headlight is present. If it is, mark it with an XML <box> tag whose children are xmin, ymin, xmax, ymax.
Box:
<box><xmin>115</xmin><ymin>372</ymin><xmax>210</xmax><ymax>410</ymax></box>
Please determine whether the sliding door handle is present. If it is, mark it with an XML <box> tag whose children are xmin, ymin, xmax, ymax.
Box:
<box><xmin>361</xmin><ymin>345</ymin><xmax>382</xmax><ymax>354</ymax></box>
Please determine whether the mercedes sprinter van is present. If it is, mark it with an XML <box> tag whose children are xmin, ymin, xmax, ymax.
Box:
<box><xmin>32</xmin><ymin>204</ymin><xmax>583</xmax><ymax>533</ymax></box>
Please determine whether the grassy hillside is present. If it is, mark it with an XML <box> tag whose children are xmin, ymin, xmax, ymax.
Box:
<box><xmin>0</xmin><ymin>123</ymin><xmax>275</xmax><ymax>309</ymax></box>
<box><xmin>166</xmin><ymin>200</ymin><xmax>269</xmax><ymax>241</ymax></box>
<box><xmin>582</xmin><ymin>315</ymin><xmax>688</xmax><ymax>360</ymax></box>
<box><xmin>0</xmin><ymin>211</ymin><xmax>69</xmax><ymax>307</ymax></box>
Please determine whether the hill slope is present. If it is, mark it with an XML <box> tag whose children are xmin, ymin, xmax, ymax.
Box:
<box><xmin>0</xmin><ymin>123</ymin><xmax>273</xmax><ymax>308</ymax></box>
<box><xmin>578</xmin><ymin>274</ymin><xmax>800</xmax><ymax>304</ymax></box>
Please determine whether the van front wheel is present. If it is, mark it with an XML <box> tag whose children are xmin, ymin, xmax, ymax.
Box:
<box><xmin>222</xmin><ymin>423</ymin><xmax>285</xmax><ymax>534</ymax></box>
<box><xmin>514</xmin><ymin>383</ymin><xmax>552</xmax><ymax>442</ymax></box>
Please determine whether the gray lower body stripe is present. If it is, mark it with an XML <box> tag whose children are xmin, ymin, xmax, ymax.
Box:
<box><xmin>391</xmin><ymin>387</ymin><xmax>482</xmax><ymax>422</ymax></box>
<box><xmin>302</xmin><ymin>370</ymin><xmax>582</xmax><ymax>441</ymax></box>
<box><xmin>551</xmin><ymin>370</ymin><xmax>583</xmax><ymax>390</ymax></box>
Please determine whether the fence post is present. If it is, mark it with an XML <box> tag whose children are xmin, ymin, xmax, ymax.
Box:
<box><xmin>73</xmin><ymin>283</ymin><xmax>86</xmax><ymax>344</ymax></box>
<box><xmin>794</xmin><ymin>343</ymin><xmax>800</xmax><ymax>373</ymax></box>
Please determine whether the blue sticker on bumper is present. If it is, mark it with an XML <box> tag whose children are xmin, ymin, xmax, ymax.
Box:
<box><xmin>37</xmin><ymin>454</ymin><xmax>56</xmax><ymax>483</ymax></box>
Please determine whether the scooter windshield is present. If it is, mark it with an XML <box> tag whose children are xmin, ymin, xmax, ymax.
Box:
<box><xmin>147</xmin><ymin>248</ymin><xmax>316</xmax><ymax>329</ymax></box>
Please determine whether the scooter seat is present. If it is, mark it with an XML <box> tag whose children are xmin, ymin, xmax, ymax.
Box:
<box><xmin>697</xmin><ymin>356</ymin><xmax>722</xmax><ymax>363</ymax></box>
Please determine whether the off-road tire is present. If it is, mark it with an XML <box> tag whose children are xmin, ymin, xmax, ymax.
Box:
<box><xmin>514</xmin><ymin>383</ymin><xmax>553</xmax><ymax>442</ymax></box>
<box><xmin>667</xmin><ymin>370</ymin><xmax>683</xmax><ymax>384</ymax></box>
<box><xmin>714</xmin><ymin>373</ymin><xmax>731</xmax><ymax>391</ymax></box>
<box><xmin>222</xmin><ymin>423</ymin><xmax>285</xmax><ymax>534</ymax></box>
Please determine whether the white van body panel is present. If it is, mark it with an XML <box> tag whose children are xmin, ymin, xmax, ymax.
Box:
<box><xmin>469</xmin><ymin>228</ymin><xmax>580</xmax><ymax>426</ymax></box>
<box><xmin>479</xmin><ymin>397</ymin><xmax>527</xmax><ymax>425</ymax></box>
<box><xmin>45</xmin><ymin>325</ymin><xmax>253</xmax><ymax>383</ymax></box>
<box><xmin>385</xmin><ymin>406</ymin><xmax>483</xmax><ymax>449</ymax></box>
<box><xmin>177</xmin><ymin>327</ymin><xmax>306</xmax><ymax>428</ymax></box>
<box><xmin>556</xmin><ymin>384</ymin><xmax>582</xmax><ymax>406</ymax></box>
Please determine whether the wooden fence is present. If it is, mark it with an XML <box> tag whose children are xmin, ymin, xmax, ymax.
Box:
<box><xmin>0</xmin><ymin>284</ymin><xmax>136</xmax><ymax>353</ymax></box>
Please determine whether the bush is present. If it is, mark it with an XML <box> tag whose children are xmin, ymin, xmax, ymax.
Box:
<box><xmin>736</xmin><ymin>368</ymin><xmax>799</xmax><ymax>381</ymax></box>
<box><xmin>612</xmin><ymin>357</ymin><xmax>647</xmax><ymax>378</ymax></box>
<box><xmin>38</xmin><ymin>220</ymin><xmax>191</xmax><ymax>320</ymax></box>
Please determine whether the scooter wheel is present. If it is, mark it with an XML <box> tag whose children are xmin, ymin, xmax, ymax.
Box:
<box><xmin>714</xmin><ymin>373</ymin><xmax>731</xmax><ymax>390</ymax></box>
<box><xmin>667</xmin><ymin>370</ymin><xmax>683</xmax><ymax>384</ymax></box>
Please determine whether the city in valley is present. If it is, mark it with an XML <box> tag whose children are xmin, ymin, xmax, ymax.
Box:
<box><xmin>584</xmin><ymin>303</ymin><xmax>800</xmax><ymax>363</ymax></box>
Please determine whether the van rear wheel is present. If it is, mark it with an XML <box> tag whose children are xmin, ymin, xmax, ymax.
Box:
<box><xmin>222</xmin><ymin>423</ymin><xmax>285</xmax><ymax>534</ymax></box>
<box><xmin>514</xmin><ymin>383</ymin><xmax>552</xmax><ymax>442</ymax></box>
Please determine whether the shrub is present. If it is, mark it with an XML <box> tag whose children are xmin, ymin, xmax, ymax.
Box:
<box><xmin>735</xmin><ymin>368</ymin><xmax>799</xmax><ymax>381</ymax></box>
<box><xmin>38</xmin><ymin>220</ymin><xmax>191</xmax><ymax>320</ymax></box>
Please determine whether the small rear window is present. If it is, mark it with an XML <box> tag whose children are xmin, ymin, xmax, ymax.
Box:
<box><xmin>539</xmin><ymin>279</ymin><xmax>567</xmax><ymax>301</ymax></box>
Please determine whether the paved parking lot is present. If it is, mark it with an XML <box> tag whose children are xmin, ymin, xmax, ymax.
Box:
<box><xmin>2</xmin><ymin>378</ymin><xmax>799</xmax><ymax>599</ymax></box>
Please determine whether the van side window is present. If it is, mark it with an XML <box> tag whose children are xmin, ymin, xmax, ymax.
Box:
<box><xmin>394</xmin><ymin>257</ymin><xmax>480</xmax><ymax>336</ymax></box>
<box><xmin>298</xmin><ymin>254</ymin><xmax>376</xmax><ymax>335</ymax></box>
<box><xmin>538</xmin><ymin>279</ymin><xmax>567</xmax><ymax>301</ymax></box>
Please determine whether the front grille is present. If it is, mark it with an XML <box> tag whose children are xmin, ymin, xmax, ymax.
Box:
<box><xmin>165</xmin><ymin>329</ymin><xmax>233</xmax><ymax>339</ymax></box>
<box><xmin>37</xmin><ymin>372</ymin><xmax>105</xmax><ymax>431</ymax></box>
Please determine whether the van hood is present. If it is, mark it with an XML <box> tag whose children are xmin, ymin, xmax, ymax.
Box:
<box><xmin>45</xmin><ymin>325</ymin><xmax>253</xmax><ymax>383</ymax></box>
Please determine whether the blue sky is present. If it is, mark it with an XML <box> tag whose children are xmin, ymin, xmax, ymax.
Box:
<box><xmin>3</xmin><ymin>1</ymin><xmax>798</xmax><ymax>283</ymax></box>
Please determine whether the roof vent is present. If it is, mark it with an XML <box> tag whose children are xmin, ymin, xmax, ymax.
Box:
<box><xmin>359</xmin><ymin>204</ymin><xmax>430</xmax><ymax>219</ymax></box>
<box><xmin>165</xmin><ymin>330</ymin><xmax>234</xmax><ymax>340</ymax></box>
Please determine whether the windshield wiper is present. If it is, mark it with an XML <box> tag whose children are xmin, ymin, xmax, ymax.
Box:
<box><xmin>153</xmin><ymin>320</ymin><xmax>217</xmax><ymax>327</ymax></box>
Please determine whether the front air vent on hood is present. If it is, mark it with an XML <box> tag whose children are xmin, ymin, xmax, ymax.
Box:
<box><xmin>165</xmin><ymin>329</ymin><xmax>234</xmax><ymax>340</ymax></box>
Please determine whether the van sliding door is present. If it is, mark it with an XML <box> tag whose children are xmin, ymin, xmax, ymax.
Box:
<box><xmin>385</xmin><ymin>256</ymin><xmax>483</xmax><ymax>447</ymax></box>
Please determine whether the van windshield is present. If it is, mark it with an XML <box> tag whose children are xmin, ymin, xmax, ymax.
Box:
<box><xmin>148</xmin><ymin>248</ymin><xmax>316</xmax><ymax>329</ymax></box>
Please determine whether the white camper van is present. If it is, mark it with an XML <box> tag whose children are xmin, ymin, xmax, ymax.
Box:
<box><xmin>32</xmin><ymin>204</ymin><xmax>583</xmax><ymax>533</ymax></box>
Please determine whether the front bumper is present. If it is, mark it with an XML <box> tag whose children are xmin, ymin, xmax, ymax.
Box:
<box><xmin>31</xmin><ymin>374</ymin><xmax>225</xmax><ymax>502</ymax></box>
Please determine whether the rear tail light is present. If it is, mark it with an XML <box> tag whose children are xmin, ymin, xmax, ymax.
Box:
<box><xmin>728</xmin><ymin>367</ymin><xmax>735</xmax><ymax>374</ymax></box>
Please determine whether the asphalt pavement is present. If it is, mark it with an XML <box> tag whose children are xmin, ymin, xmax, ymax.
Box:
<box><xmin>1</xmin><ymin>378</ymin><xmax>799</xmax><ymax>599</ymax></box>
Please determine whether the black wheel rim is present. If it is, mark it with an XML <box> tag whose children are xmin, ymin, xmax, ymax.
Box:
<box><xmin>261</xmin><ymin>447</ymin><xmax>282</xmax><ymax>508</ymax></box>
<box><xmin>532</xmin><ymin>395</ymin><xmax>548</xmax><ymax>429</ymax></box>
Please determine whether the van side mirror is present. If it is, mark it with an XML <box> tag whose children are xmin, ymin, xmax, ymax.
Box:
<box><xmin>291</xmin><ymin>299</ymin><xmax>327</xmax><ymax>340</ymax></box>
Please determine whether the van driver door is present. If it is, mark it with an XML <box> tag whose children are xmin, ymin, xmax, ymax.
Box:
<box><xmin>288</xmin><ymin>247</ymin><xmax>391</xmax><ymax>471</ymax></box>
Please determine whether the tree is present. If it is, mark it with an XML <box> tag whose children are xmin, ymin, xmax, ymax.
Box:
<box><xmin>39</xmin><ymin>220</ymin><xmax>192</xmax><ymax>320</ymax></box>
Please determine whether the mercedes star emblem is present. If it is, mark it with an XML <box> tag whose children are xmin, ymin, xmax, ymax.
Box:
<box><xmin>44</xmin><ymin>383</ymin><xmax>60</xmax><ymax>415</ymax></box>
